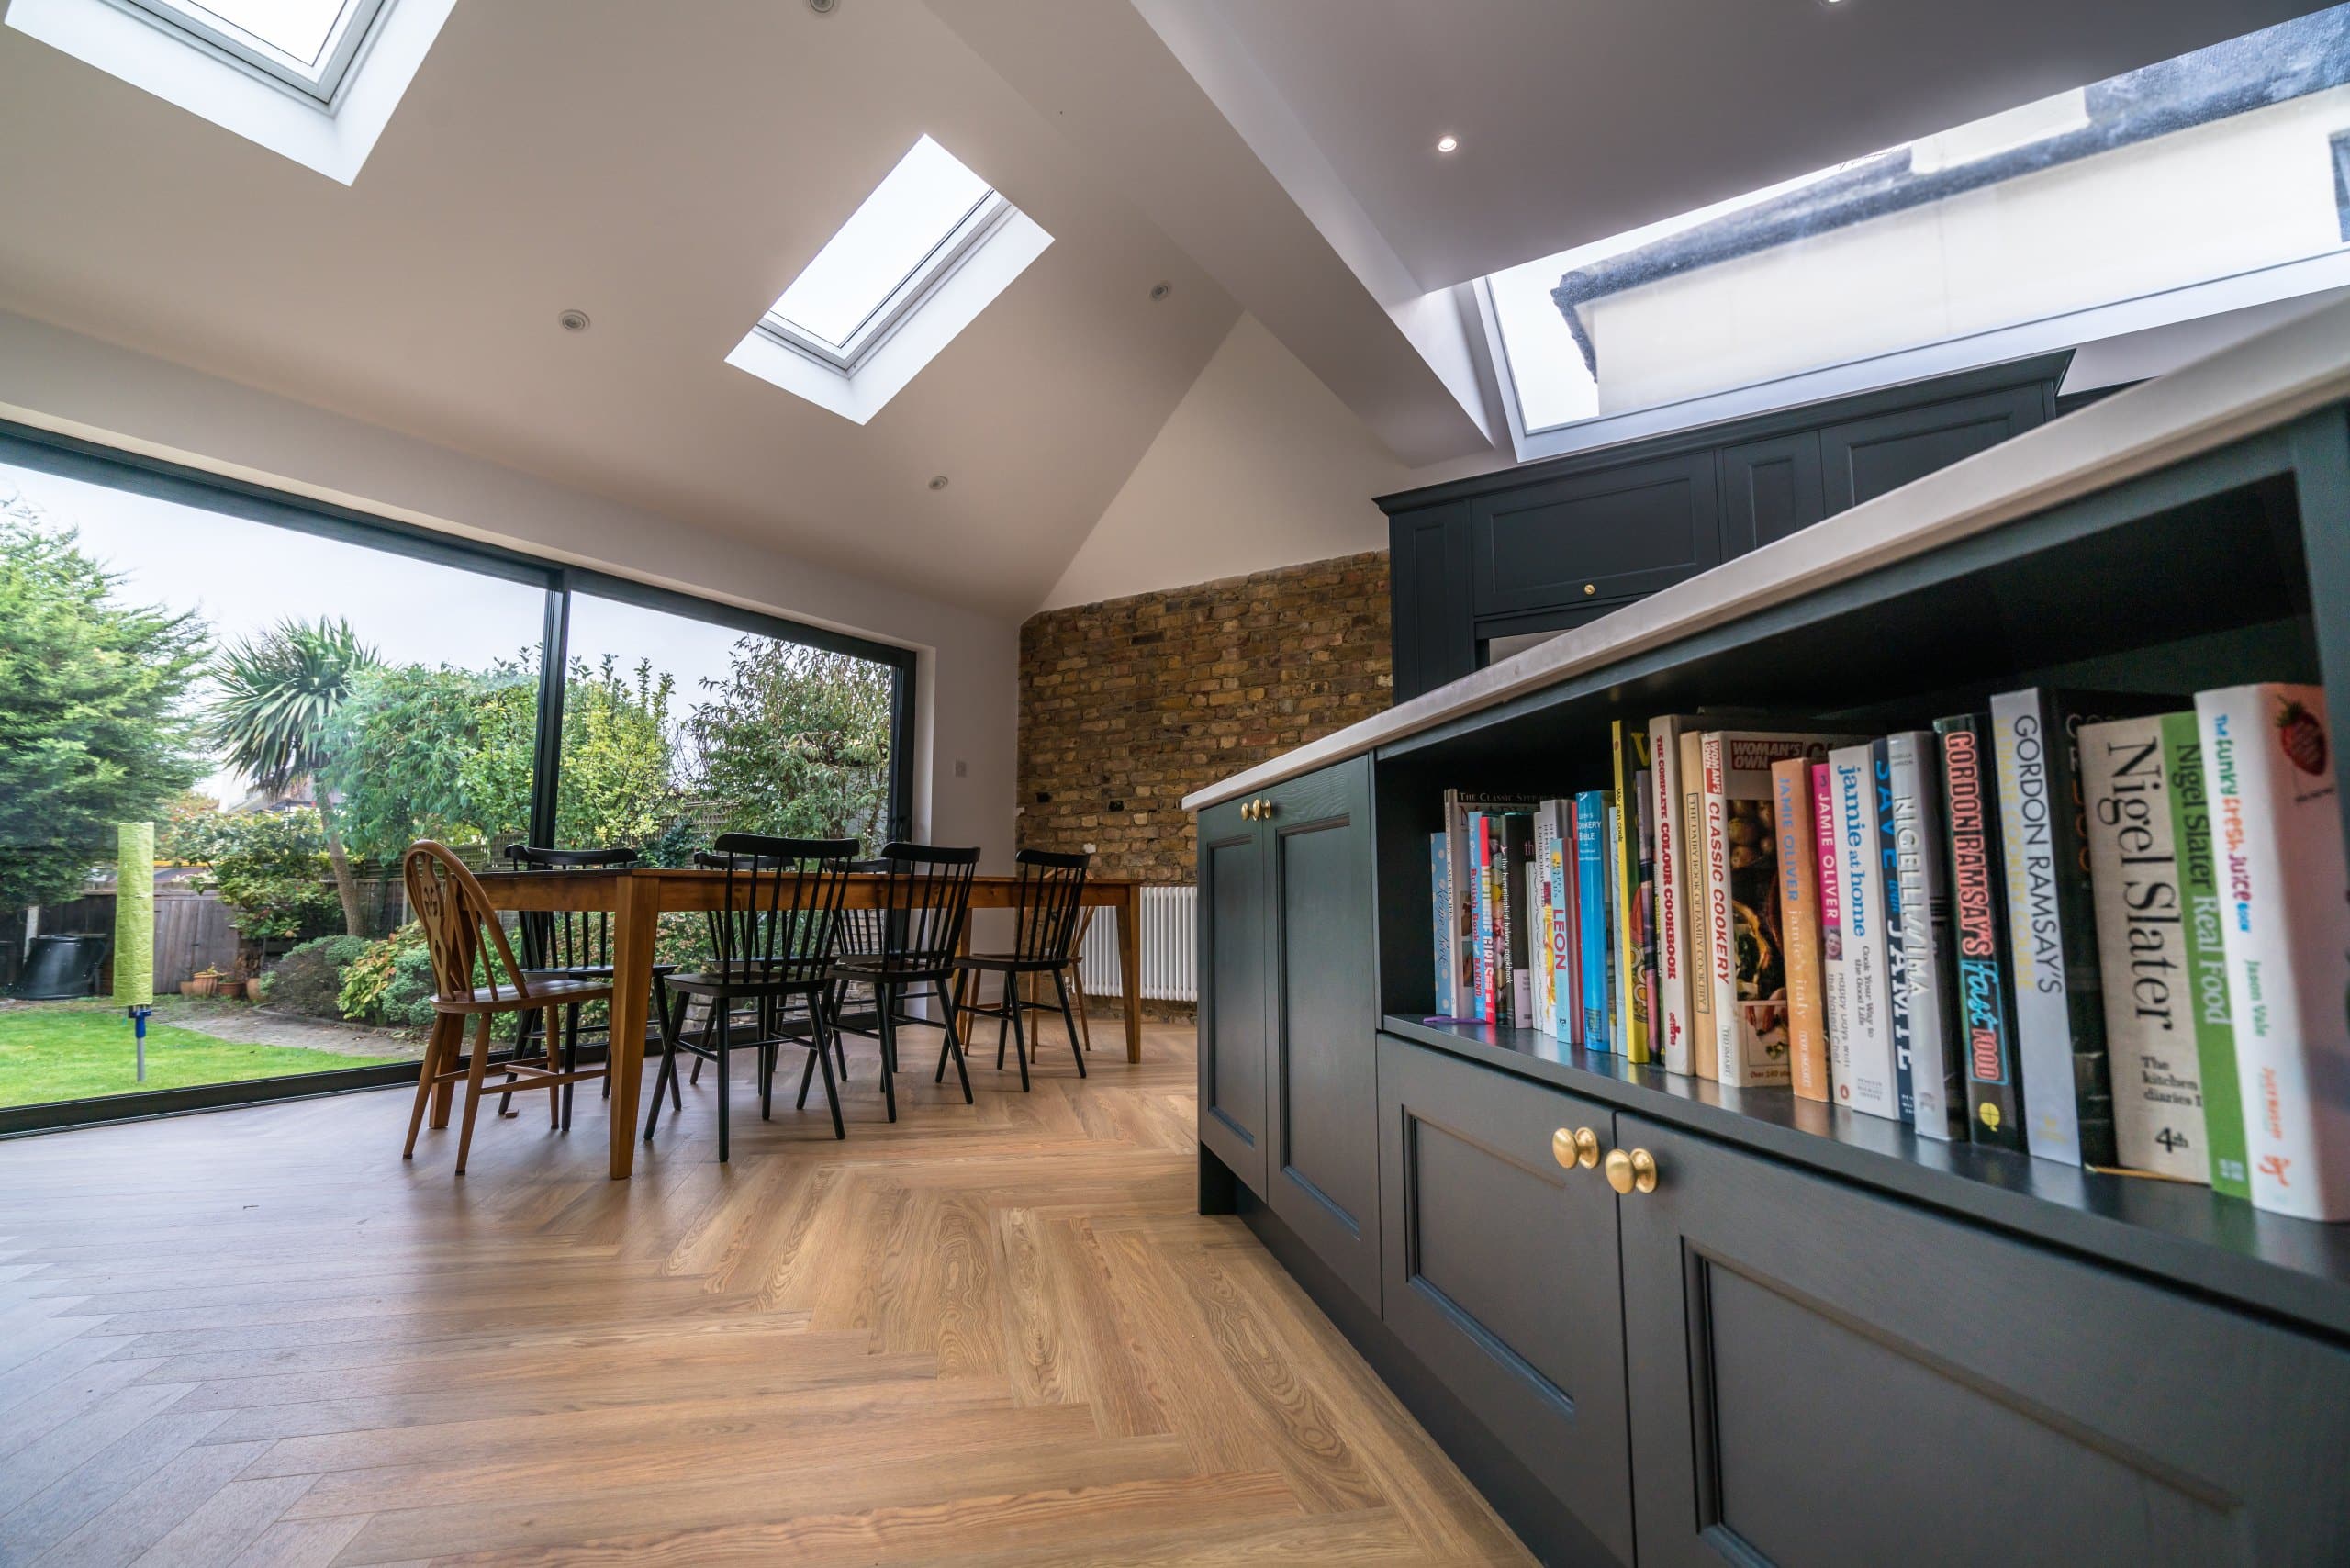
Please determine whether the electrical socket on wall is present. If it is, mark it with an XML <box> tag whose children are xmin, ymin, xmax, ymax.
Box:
<box><xmin>954</xmin><ymin>759</ymin><xmax>968</xmax><ymax>778</ymax></box>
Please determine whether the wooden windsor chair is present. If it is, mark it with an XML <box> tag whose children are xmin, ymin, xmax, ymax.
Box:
<box><xmin>830</xmin><ymin>843</ymin><xmax>980</xmax><ymax>1122</ymax></box>
<box><xmin>399</xmin><ymin>841</ymin><xmax>610</xmax><ymax>1175</ymax></box>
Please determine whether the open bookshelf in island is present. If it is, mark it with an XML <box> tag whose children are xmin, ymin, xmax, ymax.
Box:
<box><xmin>1187</xmin><ymin>301</ymin><xmax>2350</xmax><ymax>1567</ymax></box>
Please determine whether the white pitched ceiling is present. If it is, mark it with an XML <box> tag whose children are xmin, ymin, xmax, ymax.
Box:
<box><xmin>0</xmin><ymin>0</ymin><xmax>1238</xmax><ymax>615</ymax></box>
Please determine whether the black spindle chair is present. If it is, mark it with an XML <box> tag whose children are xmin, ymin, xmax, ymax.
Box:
<box><xmin>941</xmin><ymin>849</ymin><xmax>1090</xmax><ymax>1092</ymax></box>
<box><xmin>830</xmin><ymin>843</ymin><xmax>980</xmax><ymax>1122</ymax></box>
<box><xmin>643</xmin><ymin>834</ymin><xmax>856</xmax><ymax>1160</ymax></box>
<box><xmin>498</xmin><ymin>845</ymin><xmax>677</xmax><ymax>1127</ymax></box>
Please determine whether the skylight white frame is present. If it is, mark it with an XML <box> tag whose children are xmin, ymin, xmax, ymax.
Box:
<box><xmin>114</xmin><ymin>0</ymin><xmax>388</xmax><ymax>105</ymax></box>
<box><xmin>5</xmin><ymin>0</ymin><xmax>453</xmax><ymax>183</ymax></box>
<box><xmin>758</xmin><ymin>189</ymin><xmax>1014</xmax><ymax>376</ymax></box>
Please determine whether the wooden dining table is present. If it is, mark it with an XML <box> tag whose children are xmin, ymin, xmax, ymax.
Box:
<box><xmin>453</xmin><ymin>868</ymin><xmax>1145</xmax><ymax>1178</ymax></box>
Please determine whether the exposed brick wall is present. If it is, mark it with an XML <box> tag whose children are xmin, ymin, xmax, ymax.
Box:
<box><xmin>1017</xmin><ymin>550</ymin><xmax>1392</xmax><ymax>894</ymax></box>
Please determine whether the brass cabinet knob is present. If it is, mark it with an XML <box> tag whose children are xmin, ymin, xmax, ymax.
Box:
<box><xmin>1583</xmin><ymin>582</ymin><xmax>1597</xmax><ymax>596</ymax></box>
<box><xmin>1241</xmin><ymin>800</ymin><xmax>1259</xmax><ymax>820</ymax></box>
<box><xmin>1605</xmin><ymin>1147</ymin><xmax>1658</xmax><ymax>1195</ymax></box>
<box><xmin>1259</xmin><ymin>799</ymin><xmax>1274</xmax><ymax>819</ymax></box>
<box><xmin>1552</xmin><ymin>1126</ymin><xmax>1600</xmax><ymax>1170</ymax></box>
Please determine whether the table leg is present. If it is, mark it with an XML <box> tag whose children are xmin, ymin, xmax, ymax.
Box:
<box><xmin>1116</xmin><ymin>887</ymin><xmax>1142</xmax><ymax>1064</ymax></box>
<box><xmin>607</xmin><ymin>876</ymin><xmax>658</xmax><ymax>1179</ymax></box>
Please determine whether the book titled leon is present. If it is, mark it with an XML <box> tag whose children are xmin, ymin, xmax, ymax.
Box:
<box><xmin>1698</xmin><ymin>732</ymin><xmax>1854</xmax><ymax>1086</ymax></box>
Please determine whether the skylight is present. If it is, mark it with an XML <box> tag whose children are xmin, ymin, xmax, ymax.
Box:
<box><xmin>729</xmin><ymin>134</ymin><xmax>1052</xmax><ymax>425</ymax></box>
<box><xmin>760</xmin><ymin>137</ymin><xmax>1009</xmax><ymax>370</ymax></box>
<box><xmin>6</xmin><ymin>0</ymin><xmax>452</xmax><ymax>182</ymax></box>
<box><xmin>127</xmin><ymin>0</ymin><xmax>386</xmax><ymax>100</ymax></box>
<box><xmin>1480</xmin><ymin>6</ymin><xmax>2350</xmax><ymax>460</ymax></box>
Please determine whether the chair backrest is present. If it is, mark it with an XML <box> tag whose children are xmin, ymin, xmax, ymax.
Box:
<box><xmin>404</xmin><ymin>841</ymin><xmax>533</xmax><ymax>1005</ymax></box>
<box><xmin>502</xmin><ymin>844</ymin><xmax>638</xmax><ymax>970</ymax></box>
<box><xmin>871</xmin><ymin>842</ymin><xmax>980</xmax><ymax>976</ymax></box>
<box><xmin>837</xmin><ymin>857</ymin><xmax>890</xmax><ymax>958</ymax></box>
<box><xmin>1009</xmin><ymin>847</ymin><xmax>1091</xmax><ymax>965</ymax></box>
<box><xmin>698</xmin><ymin>834</ymin><xmax>858</xmax><ymax>987</ymax></box>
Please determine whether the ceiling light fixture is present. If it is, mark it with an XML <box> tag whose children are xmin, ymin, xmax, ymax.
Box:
<box><xmin>1149</xmin><ymin>281</ymin><xmax>1173</xmax><ymax>302</ymax></box>
<box><xmin>1436</xmin><ymin>134</ymin><xmax>1460</xmax><ymax>154</ymax></box>
<box><xmin>558</xmin><ymin>309</ymin><xmax>591</xmax><ymax>332</ymax></box>
<box><xmin>928</xmin><ymin>475</ymin><xmax>949</xmax><ymax>491</ymax></box>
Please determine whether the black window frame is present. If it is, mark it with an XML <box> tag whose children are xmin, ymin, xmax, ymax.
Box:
<box><xmin>0</xmin><ymin>419</ymin><xmax>918</xmax><ymax>1134</ymax></box>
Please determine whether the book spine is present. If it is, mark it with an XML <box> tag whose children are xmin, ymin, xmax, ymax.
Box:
<box><xmin>1554</xmin><ymin>824</ymin><xmax>1579</xmax><ymax>1045</ymax></box>
<box><xmin>1577</xmin><ymin>794</ymin><xmax>1610</xmax><ymax>1050</ymax></box>
<box><xmin>1887</xmin><ymin>733</ymin><xmax>1961</xmax><ymax>1139</ymax></box>
<box><xmin>1700</xmin><ymin>734</ymin><xmax>1741</xmax><ymax>1082</ymax></box>
<box><xmin>1940</xmin><ymin>715</ymin><xmax>2026</xmax><ymax>1150</ymax></box>
<box><xmin>1651</xmin><ymin>718</ymin><xmax>1693</xmax><ymax>1074</ymax></box>
<box><xmin>1874</xmin><ymin>740</ymin><xmax>1914</xmax><ymax>1123</ymax></box>
<box><xmin>1531</xmin><ymin>809</ymin><xmax>1557</xmax><ymax>1034</ymax></box>
<box><xmin>2163</xmin><ymin>713</ymin><xmax>2250</xmax><ymax>1198</ymax></box>
<box><xmin>1681</xmin><ymin>732</ymin><xmax>1713</xmax><ymax>1079</ymax></box>
<box><xmin>1612</xmin><ymin>722</ymin><xmax>1652</xmax><ymax>1060</ymax></box>
<box><xmin>2200</xmin><ymin>684</ymin><xmax>2350</xmax><ymax>1220</ymax></box>
<box><xmin>1605</xmin><ymin>801</ymin><xmax>1622</xmax><ymax>1053</ymax></box>
<box><xmin>1430</xmin><ymin>834</ymin><xmax>1454</xmax><ymax>1018</ymax></box>
<box><xmin>1992</xmin><ymin>690</ymin><xmax>2121</xmax><ymax>1166</ymax></box>
<box><xmin>1634</xmin><ymin>768</ymin><xmax>1658</xmax><ymax>1064</ymax></box>
<box><xmin>1505</xmin><ymin>816</ymin><xmax>1536</xmax><ymax>1028</ymax></box>
<box><xmin>2082</xmin><ymin>716</ymin><xmax>2208</xmax><ymax>1181</ymax></box>
<box><xmin>1832</xmin><ymin>745</ymin><xmax>1899</xmax><ymax>1119</ymax></box>
<box><xmin>1473</xmin><ymin>814</ymin><xmax>1494</xmax><ymax>1025</ymax></box>
<box><xmin>1816</xmin><ymin>761</ymin><xmax>1850</xmax><ymax>1103</ymax></box>
<box><xmin>1775</xmin><ymin>758</ymin><xmax>1830</xmax><ymax>1102</ymax></box>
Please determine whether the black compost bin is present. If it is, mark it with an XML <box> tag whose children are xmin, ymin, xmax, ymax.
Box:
<box><xmin>9</xmin><ymin>934</ymin><xmax>111</xmax><ymax>1000</ymax></box>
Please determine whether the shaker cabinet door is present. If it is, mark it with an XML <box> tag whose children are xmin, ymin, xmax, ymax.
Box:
<box><xmin>1616</xmin><ymin>1113</ymin><xmax>2350</xmax><ymax>1567</ymax></box>
<box><xmin>1378</xmin><ymin>1036</ymin><xmax>1636</xmax><ymax>1565</ymax></box>
<box><xmin>1196</xmin><ymin>798</ymin><xmax>1270</xmax><ymax>1196</ymax></box>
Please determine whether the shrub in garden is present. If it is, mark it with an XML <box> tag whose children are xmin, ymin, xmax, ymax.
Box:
<box><xmin>265</xmin><ymin>935</ymin><xmax>372</xmax><ymax>1017</ymax></box>
<box><xmin>338</xmin><ymin>923</ymin><xmax>442</xmax><ymax>1032</ymax></box>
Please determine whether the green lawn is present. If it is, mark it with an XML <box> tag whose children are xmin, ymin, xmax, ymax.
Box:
<box><xmin>0</xmin><ymin>1004</ymin><xmax>408</xmax><ymax>1108</ymax></box>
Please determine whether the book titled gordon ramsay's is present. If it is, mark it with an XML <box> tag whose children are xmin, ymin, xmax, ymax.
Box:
<box><xmin>1938</xmin><ymin>714</ymin><xmax>2026</xmax><ymax>1152</ymax></box>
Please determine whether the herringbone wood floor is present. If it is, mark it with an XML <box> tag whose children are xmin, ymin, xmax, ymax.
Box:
<box><xmin>0</xmin><ymin>1020</ymin><xmax>1530</xmax><ymax>1566</ymax></box>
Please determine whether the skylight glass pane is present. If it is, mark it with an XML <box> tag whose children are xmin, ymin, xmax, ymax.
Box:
<box><xmin>151</xmin><ymin>0</ymin><xmax>352</xmax><ymax>68</ymax></box>
<box><xmin>1486</xmin><ymin>6</ymin><xmax>2350</xmax><ymax>442</ymax></box>
<box><xmin>767</xmin><ymin>136</ymin><xmax>994</xmax><ymax>351</ymax></box>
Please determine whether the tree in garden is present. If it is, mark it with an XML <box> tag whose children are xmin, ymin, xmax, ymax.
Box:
<box><xmin>162</xmin><ymin>803</ymin><xmax>341</xmax><ymax>940</ymax></box>
<box><xmin>204</xmin><ymin>618</ymin><xmax>379</xmax><ymax>935</ymax></box>
<box><xmin>687</xmin><ymin>639</ymin><xmax>892</xmax><ymax>846</ymax></box>
<box><xmin>322</xmin><ymin>653</ymin><xmax>676</xmax><ymax>861</ymax></box>
<box><xmin>0</xmin><ymin>492</ymin><xmax>207</xmax><ymax>916</ymax></box>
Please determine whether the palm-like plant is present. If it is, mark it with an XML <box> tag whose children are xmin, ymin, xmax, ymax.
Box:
<box><xmin>206</xmin><ymin>618</ymin><xmax>380</xmax><ymax>936</ymax></box>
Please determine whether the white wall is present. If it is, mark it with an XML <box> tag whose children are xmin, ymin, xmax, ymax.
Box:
<box><xmin>1040</xmin><ymin>312</ymin><xmax>1502</xmax><ymax>611</ymax></box>
<box><xmin>0</xmin><ymin>309</ymin><xmax>1019</xmax><ymax>870</ymax></box>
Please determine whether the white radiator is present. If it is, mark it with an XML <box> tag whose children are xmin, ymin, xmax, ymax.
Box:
<box><xmin>1080</xmin><ymin>884</ymin><xmax>1196</xmax><ymax>1002</ymax></box>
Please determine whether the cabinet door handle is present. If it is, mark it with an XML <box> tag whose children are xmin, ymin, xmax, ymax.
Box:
<box><xmin>1605</xmin><ymin>1147</ymin><xmax>1659</xmax><ymax>1195</ymax></box>
<box><xmin>1259</xmin><ymin>799</ymin><xmax>1275</xmax><ymax>820</ymax></box>
<box><xmin>1240</xmin><ymin>801</ymin><xmax>1255</xmax><ymax>821</ymax></box>
<box><xmin>1552</xmin><ymin>1126</ymin><xmax>1600</xmax><ymax>1170</ymax></box>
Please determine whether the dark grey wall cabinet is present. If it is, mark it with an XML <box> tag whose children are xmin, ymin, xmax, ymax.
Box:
<box><xmin>1818</xmin><ymin>383</ymin><xmax>2052</xmax><ymax>511</ymax></box>
<box><xmin>1470</xmin><ymin>453</ymin><xmax>1721</xmax><ymax>621</ymax></box>
<box><xmin>1379</xmin><ymin>1036</ymin><xmax>1633</xmax><ymax>1565</ymax></box>
<box><xmin>1616</xmin><ymin>1113</ymin><xmax>2350</xmax><ymax>1566</ymax></box>
<box><xmin>1381</xmin><ymin>354</ymin><xmax>2067</xmax><ymax>700</ymax></box>
<box><xmin>1196</xmin><ymin>757</ymin><xmax>1383</xmax><ymax>1310</ymax></box>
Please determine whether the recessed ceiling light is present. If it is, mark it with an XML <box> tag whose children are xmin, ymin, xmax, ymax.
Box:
<box><xmin>928</xmin><ymin>475</ymin><xmax>949</xmax><ymax>491</ymax></box>
<box><xmin>1148</xmin><ymin>281</ymin><xmax>1173</xmax><ymax>302</ymax></box>
<box><xmin>1436</xmin><ymin>134</ymin><xmax>1460</xmax><ymax>154</ymax></box>
<box><xmin>557</xmin><ymin>309</ymin><xmax>591</xmax><ymax>332</ymax></box>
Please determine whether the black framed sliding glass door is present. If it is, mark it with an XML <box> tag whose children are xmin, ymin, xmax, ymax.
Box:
<box><xmin>0</xmin><ymin>421</ymin><xmax>914</xmax><ymax>1132</ymax></box>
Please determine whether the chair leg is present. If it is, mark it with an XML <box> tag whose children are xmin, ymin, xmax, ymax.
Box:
<box><xmin>942</xmin><ymin>972</ymin><xmax>974</xmax><ymax>1105</ymax></box>
<box><xmin>1007</xmin><ymin>983</ymin><xmax>1031</xmax><ymax>1093</ymax></box>
<box><xmin>1068</xmin><ymin>958</ymin><xmax>1093</xmax><ymax>1052</ymax></box>
<box><xmin>404</xmin><ymin>1014</ymin><xmax>454</xmax><ymax>1159</ymax></box>
<box><xmin>994</xmin><ymin>984</ymin><xmax>1010</xmax><ymax>1070</ymax></box>
<box><xmin>877</xmin><ymin>990</ymin><xmax>899</xmax><ymax>1123</ymax></box>
<box><xmin>1054</xmin><ymin>969</ymin><xmax>1087</xmax><ymax>1079</ymax></box>
<box><xmin>715</xmin><ymin>1003</ymin><xmax>733</xmax><ymax>1163</ymax></box>
<box><xmin>545</xmin><ymin>1008</ymin><xmax>563</xmax><ymax>1129</ymax></box>
<box><xmin>645</xmin><ymin>989</ymin><xmax>684</xmax><ymax>1141</ymax></box>
<box><xmin>454</xmin><ymin>1013</ymin><xmax>497</xmax><ymax>1175</ymax></box>
<box><xmin>559</xmin><ymin>1004</ymin><xmax>580</xmax><ymax>1131</ymax></box>
<box><xmin>498</xmin><ymin>1008</ymin><xmax>535</xmax><ymax>1120</ymax></box>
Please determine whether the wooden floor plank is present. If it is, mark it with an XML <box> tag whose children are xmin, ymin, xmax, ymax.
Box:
<box><xmin>0</xmin><ymin>1024</ymin><xmax>1528</xmax><ymax>1567</ymax></box>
